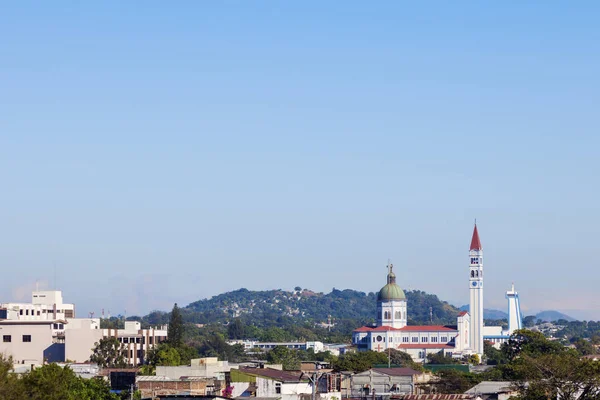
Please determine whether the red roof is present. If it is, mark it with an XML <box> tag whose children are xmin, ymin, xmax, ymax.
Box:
<box><xmin>354</xmin><ymin>325</ymin><xmax>456</xmax><ymax>333</ymax></box>
<box><xmin>458</xmin><ymin>311</ymin><xmax>468</xmax><ymax>317</ymax></box>
<box><xmin>397</xmin><ymin>344</ymin><xmax>453</xmax><ymax>349</ymax></box>
<box><xmin>470</xmin><ymin>224</ymin><xmax>482</xmax><ymax>251</ymax></box>
<box><xmin>399</xmin><ymin>325</ymin><xmax>457</xmax><ymax>332</ymax></box>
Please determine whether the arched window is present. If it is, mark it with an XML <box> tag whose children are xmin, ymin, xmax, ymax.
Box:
<box><xmin>384</xmin><ymin>311</ymin><xmax>390</xmax><ymax>320</ymax></box>
<box><xmin>471</xmin><ymin>270</ymin><xmax>474</xmax><ymax>278</ymax></box>
<box><xmin>475</xmin><ymin>270</ymin><xmax>479</xmax><ymax>277</ymax></box>
<box><xmin>395</xmin><ymin>311</ymin><xmax>401</xmax><ymax>319</ymax></box>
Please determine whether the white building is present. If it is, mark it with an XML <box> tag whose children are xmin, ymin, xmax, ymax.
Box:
<box><xmin>0</xmin><ymin>290</ymin><xmax>167</xmax><ymax>367</ymax></box>
<box><xmin>469</xmin><ymin>224</ymin><xmax>484</xmax><ymax>357</ymax></box>
<box><xmin>352</xmin><ymin>263</ymin><xmax>461</xmax><ymax>362</ymax></box>
<box><xmin>353</xmin><ymin>224</ymin><xmax>523</xmax><ymax>362</ymax></box>
<box><xmin>0</xmin><ymin>290</ymin><xmax>75</xmax><ymax>321</ymax></box>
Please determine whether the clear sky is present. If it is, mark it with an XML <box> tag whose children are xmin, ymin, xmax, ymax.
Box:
<box><xmin>1</xmin><ymin>2</ymin><xmax>599</xmax><ymax>320</ymax></box>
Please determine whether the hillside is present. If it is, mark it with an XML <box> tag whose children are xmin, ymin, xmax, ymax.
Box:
<box><xmin>168</xmin><ymin>287</ymin><xmax>461</xmax><ymax>328</ymax></box>
<box><xmin>535</xmin><ymin>310</ymin><xmax>576</xmax><ymax>322</ymax></box>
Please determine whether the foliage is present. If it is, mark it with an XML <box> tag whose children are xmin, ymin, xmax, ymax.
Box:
<box><xmin>168</xmin><ymin>303</ymin><xmax>184</xmax><ymax>348</ymax></box>
<box><xmin>433</xmin><ymin>369</ymin><xmax>482</xmax><ymax>394</ymax></box>
<box><xmin>20</xmin><ymin>363</ymin><xmax>118</xmax><ymax>400</ymax></box>
<box><xmin>267</xmin><ymin>346</ymin><xmax>303</xmax><ymax>370</ymax></box>
<box><xmin>331</xmin><ymin>351</ymin><xmax>389</xmax><ymax>373</ymax></box>
<box><xmin>147</xmin><ymin>343</ymin><xmax>181</xmax><ymax>367</ymax></box>
<box><xmin>90</xmin><ymin>337</ymin><xmax>127</xmax><ymax>368</ymax></box>
<box><xmin>426</xmin><ymin>351</ymin><xmax>460</xmax><ymax>365</ymax></box>
<box><xmin>387</xmin><ymin>349</ymin><xmax>424</xmax><ymax>371</ymax></box>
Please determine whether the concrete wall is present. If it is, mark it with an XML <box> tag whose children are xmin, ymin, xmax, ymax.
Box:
<box><xmin>0</xmin><ymin>323</ymin><xmax>55</xmax><ymax>365</ymax></box>
<box><xmin>256</xmin><ymin>377</ymin><xmax>312</xmax><ymax>400</ymax></box>
<box><xmin>352</xmin><ymin>371</ymin><xmax>414</xmax><ymax>395</ymax></box>
<box><xmin>65</xmin><ymin>322</ymin><xmax>103</xmax><ymax>363</ymax></box>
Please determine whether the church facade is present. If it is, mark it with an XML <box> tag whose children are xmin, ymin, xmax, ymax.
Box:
<box><xmin>352</xmin><ymin>224</ymin><xmax>522</xmax><ymax>362</ymax></box>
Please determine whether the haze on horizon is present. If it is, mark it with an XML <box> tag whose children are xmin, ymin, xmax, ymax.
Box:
<box><xmin>1</xmin><ymin>2</ymin><xmax>599</xmax><ymax>320</ymax></box>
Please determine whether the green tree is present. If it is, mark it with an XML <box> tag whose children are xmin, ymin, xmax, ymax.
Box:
<box><xmin>267</xmin><ymin>346</ymin><xmax>302</xmax><ymax>370</ymax></box>
<box><xmin>168</xmin><ymin>303</ymin><xmax>184</xmax><ymax>348</ymax></box>
<box><xmin>0</xmin><ymin>354</ymin><xmax>24</xmax><ymax>400</ymax></box>
<box><xmin>147</xmin><ymin>343</ymin><xmax>181</xmax><ymax>367</ymax></box>
<box><xmin>21</xmin><ymin>364</ymin><xmax>118</xmax><ymax>400</ymax></box>
<box><xmin>433</xmin><ymin>369</ymin><xmax>481</xmax><ymax>394</ymax></box>
<box><xmin>227</xmin><ymin>318</ymin><xmax>246</xmax><ymax>339</ymax></box>
<box><xmin>387</xmin><ymin>349</ymin><xmax>423</xmax><ymax>371</ymax></box>
<box><xmin>426</xmin><ymin>351</ymin><xmax>459</xmax><ymax>365</ymax></box>
<box><xmin>573</xmin><ymin>338</ymin><xmax>596</xmax><ymax>356</ymax></box>
<box><xmin>90</xmin><ymin>337</ymin><xmax>127</xmax><ymax>368</ymax></box>
<box><xmin>522</xmin><ymin>315</ymin><xmax>537</xmax><ymax>328</ymax></box>
<box><xmin>332</xmin><ymin>351</ymin><xmax>388</xmax><ymax>373</ymax></box>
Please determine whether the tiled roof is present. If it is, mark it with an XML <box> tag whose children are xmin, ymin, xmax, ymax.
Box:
<box><xmin>399</xmin><ymin>325</ymin><xmax>457</xmax><ymax>332</ymax></box>
<box><xmin>354</xmin><ymin>325</ymin><xmax>457</xmax><ymax>333</ymax></box>
<box><xmin>458</xmin><ymin>311</ymin><xmax>468</xmax><ymax>317</ymax></box>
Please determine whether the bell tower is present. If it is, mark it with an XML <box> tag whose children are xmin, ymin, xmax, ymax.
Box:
<box><xmin>468</xmin><ymin>223</ymin><xmax>484</xmax><ymax>356</ymax></box>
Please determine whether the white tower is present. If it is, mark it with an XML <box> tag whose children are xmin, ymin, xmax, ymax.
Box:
<box><xmin>376</xmin><ymin>264</ymin><xmax>407</xmax><ymax>329</ymax></box>
<box><xmin>468</xmin><ymin>223</ymin><xmax>484</xmax><ymax>356</ymax></box>
<box><xmin>505</xmin><ymin>283</ymin><xmax>523</xmax><ymax>335</ymax></box>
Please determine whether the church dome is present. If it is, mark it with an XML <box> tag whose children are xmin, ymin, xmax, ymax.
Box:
<box><xmin>377</xmin><ymin>264</ymin><xmax>406</xmax><ymax>301</ymax></box>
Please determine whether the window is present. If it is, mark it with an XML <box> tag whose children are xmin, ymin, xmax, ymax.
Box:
<box><xmin>37</xmin><ymin>311</ymin><xmax>40</xmax><ymax>316</ymax></box>
<box><xmin>431</xmin><ymin>337</ymin><xmax>438</xmax><ymax>343</ymax></box>
<box><xmin>395</xmin><ymin>311</ymin><xmax>401</xmax><ymax>319</ymax></box>
<box><xmin>19</xmin><ymin>310</ymin><xmax>23</xmax><ymax>316</ymax></box>
<box><xmin>25</xmin><ymin>310</ymin><xmax>29</xmax><ymax>316</ymax></box>
<box><xmin>22</xmin><ymin>335</ymin><xmax>31</xmax><ymax>343</ymax></box>
<box><xmin>389</xmin><ymin>337</ymin><xmax>392</xmax><ymax>342</ymax></box>
<box><xmin>441</xmin><ymin>337</ymin><xmax>448</xmax><ymax>342</ymax></box>
<box><xmin>3</xmin><ymin>335</ymin><xmax>11</xmax><ymax>343</ymax></box>
<box><xmin>470</xmin><ymin>270</ymin><xmax>474</xmax><ymax>278</ymax></box>
<box><xmin>411</xmin><ymin>337</ymin><xmax>418</xmax><ymax>343</ymax></box>
<box><xmin>421</xmin><ymin>337</ymin><xmax>428</xmax><ymax>342</ymax></box>
<box><xmin>403</xmin><ymin>337</ymin><xmax>409</xmax><ymax>343</ymax></box>
<box><xmin>276</xmin><ymin>383</ymin><xmax>281</xmax><ymax>394</ymax></box>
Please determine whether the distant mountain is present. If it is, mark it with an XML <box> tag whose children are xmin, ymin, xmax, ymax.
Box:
<box><xmin>459</xmin><ymin>305</ymin><xmax>508</xmax><ymax>320</ymax></box>
<box><xmin>535</xmin><ymin>310</ymin><xmax>576</xmax><ymax>322</ymax></box>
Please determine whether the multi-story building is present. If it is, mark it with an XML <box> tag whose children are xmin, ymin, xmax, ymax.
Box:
<box><xmin>0</xmin><ymin>290</ymin><xmax>167</xmax><ymax>367</ymax></box>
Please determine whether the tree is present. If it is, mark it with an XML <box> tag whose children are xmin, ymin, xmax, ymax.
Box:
<box><xmin>0</xmin><ymin>354</ymin><xmax>24</xmax><ymax>400</ymax></box>
<box><xmin>332</xmin><ymin>351</ymin><xmax>388</xmax><ymax>373</ymax></box>
<box><xmin>522</xmin><ymin>315</ymin><xmax>536</xmax><ymax>328</ymax></box>
<box><xmin>21</xmin><ymin>364</ymin><xmax>118</xmax><ymax>400</ymax></box>
<box><xmin>90</xmin><ymin>337</ymin><xmax>127</xmax><ymax>368</ymax></box>
<box><xmin>147</xmin><ymin>343</ymin><xmax>181</xmax><ymax>367</ymax></box>
<box><xmin>574</xmin><ymin>338</ymin><xmax>596</xmax><ymax>356</ymax></box>
<box><xmin>267</xmin><ymin>346</ymin><xmax>302</xmax><ymax>370</ymax></box>
<box><xmin>168</xmin><ymin>303</ymin><xmax>184</xmax><ymax>348</ymax></box>
<box><xmin>433</xmin><ymin>369</ymin><xmax>481</xmax><ymax>394</ymax></box>
<box><xmin>468</xmin><ymin>354</ymin><xmax>480</xmax><ymax>365</ymax></box>
<box><xmin>228</xmin><ymin>318</ymin><xmax>246</xmax><ymax>339</ymax></box>
<box><xmin>426</xmin><ymin>351</ymin><xmax>459</xmax><ymax>365</ymax></box>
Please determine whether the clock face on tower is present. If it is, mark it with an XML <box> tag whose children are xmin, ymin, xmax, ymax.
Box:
<box><xmin>472</xmin><ymin>281</ymin><xmax>478</xmax><ymax>287</ymax></box>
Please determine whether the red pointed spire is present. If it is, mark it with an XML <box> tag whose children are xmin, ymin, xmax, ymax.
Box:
<box><xmin>470</xmin><ymin>223</ymin><xmax>482</xmax><ymax>251</ymax></box>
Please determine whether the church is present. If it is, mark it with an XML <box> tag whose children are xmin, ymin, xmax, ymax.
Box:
<box><xmin>352</xmin><ymin>224</ymin><xmax>522</xmax><ymax>362</ymax></box>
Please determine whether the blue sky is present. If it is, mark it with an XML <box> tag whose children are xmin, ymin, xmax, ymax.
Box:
<box><xmin>1</xmin><ymin>2</ymin><xmax>599</xmax><ymax>319</ymax></box>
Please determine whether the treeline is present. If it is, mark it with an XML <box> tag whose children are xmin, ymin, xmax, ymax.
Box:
<box><xmin>115</xmin><ymin>287</ymin><xmax>461</xmax><ymax>343</ymax></box>
<box><xmin>0</xmin><ymin>357</ymin><xmax>133</xmax><ymax>400</ymax></box>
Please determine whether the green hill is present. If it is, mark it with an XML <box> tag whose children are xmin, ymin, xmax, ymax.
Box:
<box><xmin>142</xmin><ymin>287</ymin><xmax>461</xmax><ymax>329</ymax></box>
